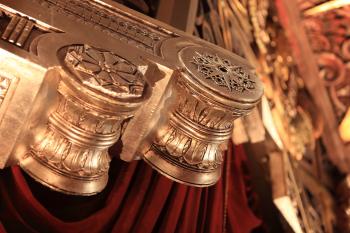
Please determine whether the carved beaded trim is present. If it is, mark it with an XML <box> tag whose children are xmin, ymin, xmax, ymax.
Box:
<box><xmin>32</xmin><ymin>0</ymin><xmax>173</xmax><ymax>54</ymax></box>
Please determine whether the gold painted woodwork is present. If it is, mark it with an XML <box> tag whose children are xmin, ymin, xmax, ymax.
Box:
<box><xmin>0</xmin><ymin>0</ymin><xmax>263</xmax><ymax>195</ymax></box>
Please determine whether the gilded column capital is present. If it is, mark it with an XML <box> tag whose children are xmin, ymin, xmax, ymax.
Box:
<box><xmin>0</xmin><ymin>0</ymin><xmax>263</xmax><ymax>193</ymax></box>
<box><xmin>20</xmin><ymin>44</ymin><xmax>148</xmax><ymax>195</ymax></box>
<box><xmin>143</xmin><ymin>45</ymin><xmax>263</xmax><ymax>186</ymax></box>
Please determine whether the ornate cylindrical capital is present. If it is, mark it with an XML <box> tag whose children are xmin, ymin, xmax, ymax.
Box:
<box><xmin>20</xmin><ymin>44</ymin><xmax>147</xmax><ymax>195</ymax></box>
<box><xmin>143</xmin><ymin>45</ymin><xmax>263</xmax><ymax>186</ymax></box>
<box><xmin>0</xmin><ymin>0</ymin><xmax>263</xmax><ymax>193</ymax></box>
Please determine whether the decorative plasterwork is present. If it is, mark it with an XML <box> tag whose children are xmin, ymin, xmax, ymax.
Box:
<box><xmin>31</xmin><ymin>0</ymin><xmax>173</xmax><ymax>54</ymax></box>
<box><xmin>65</xmin><ymin>44</ymin><xmax>145</xmax><ymax>98</ymax></box>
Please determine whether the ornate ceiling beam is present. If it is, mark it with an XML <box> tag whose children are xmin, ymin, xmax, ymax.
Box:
<box><xmin>0</xmin><ymin>0</ymin><xmax>263</xmax><ymax>195</ymax></box>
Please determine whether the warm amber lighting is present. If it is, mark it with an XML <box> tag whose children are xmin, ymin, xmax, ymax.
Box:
<box><xmin>304</xmin><ymin>0</ymin><xmax>350</xmax><ymax>16</ymax></box>
<box><xmin>339</xmin><ymin>108</ymin><xmax>350</xmax><ymax>143</ymax></box>
<box><xmin>261</xmin><ymin>97</ymin><xmax>284</xmax><ymax>150</ymax></box>
<box><xmin>274</xmin><ymin>197</ymin><xmax>303</xmax><ymax>233</ymax></box>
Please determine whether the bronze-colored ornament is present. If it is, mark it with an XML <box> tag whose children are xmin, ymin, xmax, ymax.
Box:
<box><xmin>20</xmin><ymin>44</ymin><xmax>147</xmax><ymax>195</ymax></box>
<box><xmin>143</xmin><ymin>46</ymin><xmax>262</xmax><ymax>186</ymax></box>
<box><xmin>0</xmin><ymin>0</ymin><xmax>263</xmax><ymax>194</ymax></box>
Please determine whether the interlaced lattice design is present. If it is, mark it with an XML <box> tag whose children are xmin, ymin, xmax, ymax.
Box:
<box><xmin>192</xmin><ymin>52</ymin><xmax>255</xmax><ymax>92</ymax></box>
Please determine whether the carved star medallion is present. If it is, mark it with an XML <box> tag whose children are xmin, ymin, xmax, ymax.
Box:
<box><xmin>191</xmin><ymin>52</ymin><xmax>255</xmax><ymax>92</ymax></box>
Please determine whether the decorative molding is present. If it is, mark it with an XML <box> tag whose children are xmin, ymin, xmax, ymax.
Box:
<box><xmin>143</xmin><ymin>46</ymin><xmax>262</xmax><ymax>186</ymax></box>
<box><xmin>30</xmin><ymin>88</ymin><xmax>125</xmax><ymax>179</ymax></box>
<box><xmin>191</xmin><ymin>51</ymin><xmax>255</xmax><ymax>92</ymax></box>
<box><xmin>149</xmin><ymin>76</ymin><xmax>249</xmax><ymax>173</ymax></box>
<box><xmin>1</xmin><ymin>14</ymin><xmax>34</xmax><ymax>47</ymax></box>
<box><xmin>0</xmin><ymin>0</ymin><xmax>266</xmax><ymax>194</ymax></box>
<box><xmin>33</xmin><ymin>125</ymin><xmax>111</xmax><ymax>178</ymax></box>
<box><xmin>32</xmin><ymin>0</ymin><xmax>174</xmax><ymax>54</ymax></box>
<box><xmin>0</xmin><ymin>76</ymin><xmax>11</xmax><ymax>105</ymax></box>
<box><xmin>65</xmin><ymin>44</ymin><xmax>145</xmax><ymax>98</ymax></box>
<box><xmin>175</xmin><ymin>81</ymin><xmax>244</xmax><ymax>129</ymax></box>
<box><xmin>153</xmin><ymin>125</ymin><xmax>224</xmax><ymax>171</ymax></box>
<box><xmin>56</xmin><ymin>94</ymin><xmax>124</xmax><ymax>136</ymax></box>
<box><xmin>21</xmin><ymin>43</ymin><xmax>147</xmax><ymax>195</ymax></box>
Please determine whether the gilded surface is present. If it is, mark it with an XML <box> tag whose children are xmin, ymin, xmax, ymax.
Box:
<box><xmin>1</xmin><ymin>15</ymin><xmax>34</xmax><ymax>47</ymax></box>
<box><xmin>0</xmin><ymin>76</ymin><xmax>11</xmax><ymax>104</ymax></box>
<box><xmin>191</xmin><ymin>51</ymin><xmax>255</xmax><ymax>92</ymax></box>
<box><xmin>143</xmin><ymin>44</ymin><xmax>262</xmax><ymax>186</ymax></box>
<box><xmin>31</xmin><ymin>0</ymin><xmax>173</xmax><ymax>54</ymax></box>
<box><xmin>192</xmin><ymin>0</ymin><xmax>337</xmax><ymax>232</ymax></box>
<box><xmin>0</xmin><ymin>0</ymin><xmax>262</xmax><ymax>194</ymax></box>
<box><xmin>65</xmin><ymin>44</ymin><xmax>145</xmax><ymax>98</ymax></box>
<box><xmin>21</xmin><ymin>43</ymin><xmax>146</xmax><ymax>195</ymax></box>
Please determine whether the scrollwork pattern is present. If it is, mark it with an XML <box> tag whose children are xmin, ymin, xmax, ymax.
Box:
<box><xmin>303</xmin><ymin>5</ymin><xmax>350</xmax><ymax>119</ymax></box>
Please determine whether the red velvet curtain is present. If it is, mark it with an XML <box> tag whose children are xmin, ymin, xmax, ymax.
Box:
<box><xmin>0</xmin><ymin>143</ymin><xmax>261</xmax><ymax>233</ymax></box>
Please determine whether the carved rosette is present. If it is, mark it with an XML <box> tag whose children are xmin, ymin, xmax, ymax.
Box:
<box><xmin>143</xmin><ymin>46</ymin><xmax>263</xmax><ymax>187</ymax></box>
<box><xmin>20</xmin><ymin>44</ymin><xmax>146</xmax><ymax>195</ymax></box>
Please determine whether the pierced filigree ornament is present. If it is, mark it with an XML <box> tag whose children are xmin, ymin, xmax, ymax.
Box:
<box><xmin>143</xmin><ymin>46</ymin><xmax>263</xmax><ymax>187</ymax></box>
<box><xmin>191</xmin><ymin>52</ymin><xmax>255</xmax><ymax>92</ymax></box>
